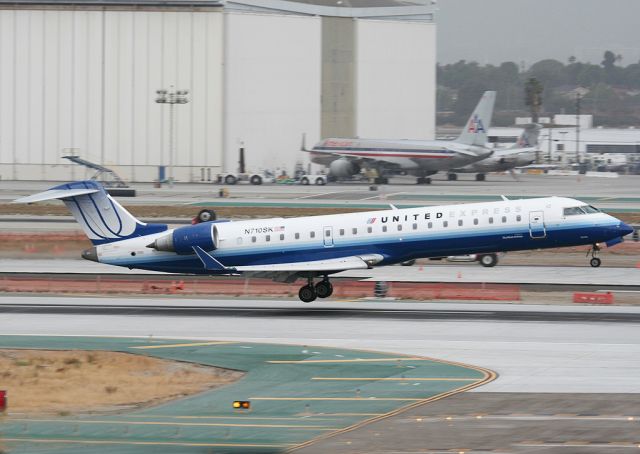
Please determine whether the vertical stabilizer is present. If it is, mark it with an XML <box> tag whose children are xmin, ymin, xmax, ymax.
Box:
<box><xmin>456</xmin><ymin>91</ymin><xmax>496</xmax><ymax>147</ymax></box>
<box><xmin>13</xmin><ymin>180</ymin><xmax>167</xmax><ymax>245</ymax></box>
<box><xmin>513</xmin><ymin>123</ymin><xmax>542</xmax><ymax>149</ymax></box>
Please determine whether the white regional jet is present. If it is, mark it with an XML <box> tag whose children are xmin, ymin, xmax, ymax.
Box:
<box><xmin>304</xmin><ymin>91</ymin><xmax>496</xmax><ymax>185</ymax></box>
<box><xmin>448</xmin><ymin>123</ymin><xmax>542</xmax><ymax>182</ymax></box>
<box><xmin>14</xmin><ymin>180</ymin><xmax>633</xmax><ymax>302</ymax></box>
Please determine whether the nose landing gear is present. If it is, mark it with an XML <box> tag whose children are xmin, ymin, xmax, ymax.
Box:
<box><xmin>298</xmin><ymin>276</ymin><xmax>333</xmax><ymax>302</ymax></box>
<box><xmin>587</xmin><ymin>244</ymin><xmax>602</xmax><ymax>267</ymax></box>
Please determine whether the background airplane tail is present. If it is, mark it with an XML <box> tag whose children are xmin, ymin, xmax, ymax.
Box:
<box><xmin>456</xmin><ymin>91</ymin><xmax>496</xmax><ymax>147</ymax></box>
<box><xmin>513</xmin><ymin>123</ymin><xmax>542</xmax><ymax>149</ymax></box>
<box><xmin>13</xmin><ymin>180</ymin><xmax>167</xmax><ymax>245</ymax></box>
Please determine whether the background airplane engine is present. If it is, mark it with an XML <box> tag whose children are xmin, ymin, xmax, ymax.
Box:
<box><xmin>329</xmin><ymin>159</ymin><xmax>360</xmax><ymax>178</ymax></box>
<box><xmin>149</xmin><ymin>223</ymin><xmax>217</xmax><ymax>255</ymax></box>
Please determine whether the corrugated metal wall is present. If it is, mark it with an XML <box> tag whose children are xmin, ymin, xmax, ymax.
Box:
<box><xmin>0</xmin><ymin>8</ymin><xmax>224</xmax><ymax>182</ymax></box>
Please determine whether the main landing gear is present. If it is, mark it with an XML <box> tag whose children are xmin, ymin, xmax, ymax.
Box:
<box><xmin>298</xmin><ymin>276</ymin><xmax>334</xmax><ymax>303</ymax></box>
<box><xmin>587</xmin><ymin>244</ymin><xmax>602</xmax><ymax>267</ymax></box>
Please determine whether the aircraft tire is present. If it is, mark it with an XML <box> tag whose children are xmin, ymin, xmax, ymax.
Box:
<box><xmin>196</xmin><ymin>209</ymin><xmax>217</xmax><ymax>223</ymax></box>
<box><xmin>315</xmin><ymin>281</ymin><xmax>333</xmax><ymax>298</ymax></box>
<box><xmin>479</xmin><ymin>253</ymin><xmax>498</xmax><ymax>267</ymax></box>
<box><xmin>590</xmin><ymin>257</ymin><xmax>602</xmax><ymax>268</ymax></box>
<box><xmin>299</xmin><ymin>285</ymin><xmax>317</xmax><ymax>303</ymax></box>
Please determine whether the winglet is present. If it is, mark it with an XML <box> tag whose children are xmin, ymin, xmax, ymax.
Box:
<box><xmin>301</xmin><ymin>133</ymin><xmax>310</xmax><ymax>152</ymax></box>
<box><xmin>193</xmin><ymin>246</ymin><xmax>237</xmax><ymax>273</ymax></box>
<box><xmin>500</xmin><ymin>195</ymin><xmax>509</xmax><ymax>201</ymax></box>
<box><xmin>389</xmin><ymin>204</ymin><xmax>398</xmax><ymax>210</ymax></box>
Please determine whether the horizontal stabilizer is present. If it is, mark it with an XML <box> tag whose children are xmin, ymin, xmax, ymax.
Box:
<box><xmin>12</xmin><ymin>188</ymin><xmax>99</xmax><ymax>204</ymax></box>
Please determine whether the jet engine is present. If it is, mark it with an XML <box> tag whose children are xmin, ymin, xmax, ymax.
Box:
<box><xmin>329</xmin><ymin>159</ymin><xmax>360</xmax><ymax>178</ymax></box>
<box><xmin>147</xmin><ymin>222</ymin><xmax>218</xmax><ymax>255</ymax></box>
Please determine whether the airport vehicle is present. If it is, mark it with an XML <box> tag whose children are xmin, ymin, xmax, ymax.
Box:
<box><xmin>14</xmin><ymin>181</ymin><xmax>633</xmax><ymax>302</ymax></box>
<box><xmin>448</xmin><ymin>124</ymin><xmax>542</xmax><ymax>181</ymax></box>
<box><xmin>299</xmin><ymin>174</ymin><xmax>328</xmax><ymax>185</ymax></box>
<box><xmin>303</xmin><ymin>91</ymin><xmax>496</xmax><ymax>184</ymax></box>
<box><xmin>216</xmin><ymin>171</ymin><xmax>275</xmax><ymax>185</ymax></box>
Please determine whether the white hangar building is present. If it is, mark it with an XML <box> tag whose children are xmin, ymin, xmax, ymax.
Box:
<box><xmin>0</xmin><ymin>0</ymin><xmax>436</xmax><ymax>183</ymax></box>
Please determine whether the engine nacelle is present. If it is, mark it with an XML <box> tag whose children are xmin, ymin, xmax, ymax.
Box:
<box><xmin>148</xmin><ymin>222</ymin><xmax>217</xmax><ymax>255</ymax></box>
<box><xmin>329</xmin><ymin>159</ymin><xmax>359</xmax><ymax>178</ymax></box>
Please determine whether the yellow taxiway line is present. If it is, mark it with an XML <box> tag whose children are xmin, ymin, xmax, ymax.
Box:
<box><xmin>129</xmin><ymin>341</ymin><xmax>234</xmax><ymax>349</ymax></box>
<box><xmin>311</xmin><ymin>377</ymin><xmax>480</xmax><ymax>382</ymax></box>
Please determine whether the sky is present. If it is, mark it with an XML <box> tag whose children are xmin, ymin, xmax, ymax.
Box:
<box><xmin>436</xmin><ymin>0</ymin><xmax>640</xmax><ymax>67</ymax></box>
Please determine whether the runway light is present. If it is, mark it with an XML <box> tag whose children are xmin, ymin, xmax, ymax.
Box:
<box><xmin>445</xmin><ymin>416</ymin><xmax>453</xmax><ymax>420</ymax></box>
<box><xmin>627</xmin><ymin>416</ymin><xmax>634</xmax><ymax>421</ymax></box>
<box><xmin>232</xmin><ymin>401</ymin><xmax>250</xmax><ymax>409</ymax></box>
<box><xmin>416</xmin><ymin>418</ymin><xmax>423</xmax><ymax>422</ymax></box>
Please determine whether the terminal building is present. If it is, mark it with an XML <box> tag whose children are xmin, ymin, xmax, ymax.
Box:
<box><xmin>0</xmin><ymin>0</ymin><xmax>436</xmax><ymax>182</ymax></box>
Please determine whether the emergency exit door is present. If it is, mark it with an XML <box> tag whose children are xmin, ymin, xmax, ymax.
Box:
<box><xmin>529</xmin><ymin>211</ymin><xmax>546</xmax><ymax>239</ymax></box>
<box><xmin>323</xmin><ymin>226</ymin><xmax>334</xmax><ymax>247</ymax></box>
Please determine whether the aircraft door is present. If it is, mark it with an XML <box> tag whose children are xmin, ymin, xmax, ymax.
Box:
<box><xmin>323</xmin><ymin>226</ymin><xmax>334</xmax><ymax>247</ymax></box>
<box><xmin>529</xmin><ymin>211</ymin><xmax>546</xmax><ymax>239</ymax></box>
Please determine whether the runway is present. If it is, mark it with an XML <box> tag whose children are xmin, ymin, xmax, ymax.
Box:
<box><xmin>2</xmin><ymin>296</ymin><xmax>639</xmax><ymax>394</ymax></box>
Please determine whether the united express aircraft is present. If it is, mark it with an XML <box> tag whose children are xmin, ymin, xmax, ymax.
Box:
<box><xmin>14</xmin><ymin>181</ymin><xmax>633</xmax><ymax>302</ymax></box>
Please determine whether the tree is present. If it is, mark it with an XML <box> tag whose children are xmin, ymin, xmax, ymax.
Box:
<box><xmin>602</xmin><ymin>50</ymin><xmax>616</xmax><ymax>70</ymax></box>
<box><xmin>528</xmin><ymin>59</ymin><xmax>567</xmax><ymax>88</ymax></box>
<box><xmin>524</xmin><ymin>77</ymin><xmax>544</xmax><ymax>123</ymax></box>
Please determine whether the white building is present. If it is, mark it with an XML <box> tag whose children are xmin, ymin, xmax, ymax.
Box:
<box><xmin>490</xmin><ymin>115</ymin><xmax>640</xmax><ymax>168</ymax></box>
<box><xmin>0</xmin><ymin>0</ymin><xmax>436</xmax><ymax>182</ymax></box>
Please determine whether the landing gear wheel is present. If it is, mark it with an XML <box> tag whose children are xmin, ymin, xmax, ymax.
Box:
<box><xmin>476</xmin><ymin>173</ymin><xmax>486</xmax><ymax>182</ymax></box>
<box><xmin>479</xmin><ymin>253</ymin><xmax>498</xmax><ymax>267</ymax></box>
<box><xmin>299</xmin><ymin>285</ymin><xmax>317</xmax><ymax>303</ymax></box>
<box><xmin>447</xmin><ymin>173</ymin><xmax>458</xmax><ymax>181</ymax></box>
<box><xmin>315</xmin><ymin>280</ymin><xmax>333</xmax><ymax>298</ymax></box>
<box><xmin>196</xmin><ymin>209</ymin><xmax>216</xmax><ymax>223</ymax></box>
<box><xmin>590</xmin><ymin>257</ymin><xmax>601</xmax><ymax>268</ymax></box>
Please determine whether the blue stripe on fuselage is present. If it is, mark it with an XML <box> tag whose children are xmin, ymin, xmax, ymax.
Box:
<box><xmin>105</xmin><ymin>222</ymin><xmax>621</xmax><ymax>275</ymax></box>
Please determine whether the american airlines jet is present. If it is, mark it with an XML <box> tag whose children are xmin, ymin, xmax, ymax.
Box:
<box><xmin>305</xmin><ymin>91</ymin><xmax>496</xmax><ymax>185</ymax></box>
<box><xmin>15</xmin><ymin>181</ymin><xmax>633</xmax><ymax>302</ymax></box>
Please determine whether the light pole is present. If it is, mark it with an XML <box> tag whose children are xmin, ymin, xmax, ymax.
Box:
<box><xmin>156</xmin><ymin>86</ymin><xmax>189</xmax><ymax>187</ymax></box>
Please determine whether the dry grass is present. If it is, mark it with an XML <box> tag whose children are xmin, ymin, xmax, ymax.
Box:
<box><xmin>0</xmin><ymin>349</ymin><xmax>243</xmax><ymax>415</ymax></box>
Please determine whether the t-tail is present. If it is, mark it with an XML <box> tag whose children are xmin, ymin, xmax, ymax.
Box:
<box><xmin>12</xmin><ymin>180</ymin><xmax>168</xmax><ymax>245</ymax></box>
<box><xmin>512</xmin><ymin>123</ymin><xmax>541</xmax><ymax>149</ymax></box>
<box><xmin>456</xmin><ymin>91</ymin><xmax>496</xmax><ymax>147</ymax></box>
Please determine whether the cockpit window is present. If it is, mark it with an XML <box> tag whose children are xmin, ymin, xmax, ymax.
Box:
<box><xmin>582</xmin><ymin>205</ymin><xmax>600</xmax><ymax>214</ymax></box>
<box><xmin>563</xmin><ymin>207</ymin><xmax>585</xmax><ymax>216</ymax></box>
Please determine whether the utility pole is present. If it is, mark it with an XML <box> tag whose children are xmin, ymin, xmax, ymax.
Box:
<box><xmin>155</xmin><ymin>86</ymin><xmax>189</xmax><ymax>187</ymax></box>
<box><xmin>575</xmin><ymin>93</ymin><xmax>581</xmax><ymax>165</ymax></box>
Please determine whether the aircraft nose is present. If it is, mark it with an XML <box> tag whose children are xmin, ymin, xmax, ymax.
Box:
<box><xmin>620</xmin><ymin>222</ymin><xmax>634</xmax><ymax>237</ymax></box>
<box><xmin>82</xmin><ymin>246</ymin><xmax>99</xmax><ymax>262</ymax></box>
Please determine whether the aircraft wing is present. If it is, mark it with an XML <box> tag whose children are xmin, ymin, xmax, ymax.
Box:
<box><xmin>193</xmin><ymin>246</ymin><xmax>383</xmax><ymax>281</ymax></box>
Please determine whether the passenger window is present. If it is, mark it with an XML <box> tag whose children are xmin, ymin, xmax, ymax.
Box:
<box><xmin>352</xmin><ymin>228</ymin><xmax>357</xmax><ymax>234</ymax></box>
<box><xmin>266</xmin><ymin>235</ymin><xmax>271</xmax><ymax>242</ymax></box>
<box><xmin>311</xmin><ymin>231</ymin><xmax>316</xmax><ymax>238</ymax></box>
<box><xmin>428</xmin><ymin>222</ymin><xmax>433</xmax><ymax>229</ymax></box>
<box><xmin>397</xmin><ymin>224</ymin><xmax>402</xmax><ymax>231</ymax></box>
<box><xmin>339</xmin><ymin>229</ymin><xmax>345</xmax><ymax>236</ymax></box>
<box><xmin>516</xmin><ymin>215</ymin><xmax>521</xmax><ymax>222</ymax></box>
<box><xmin>489</xmin><ymin>217</ymin><xmax>494</xmax><ymax>224</ymax></box>
<box><xmin>412</xmin><ymin>223</ymin><xmax>417</xmax><ymax>230</ymax></box>
<box><xmin>501</xmin><ymin>216</ymin><xmax>507</xmax><ymax>223</ymax></box>
<box><xmin>251</xmin><ymin>236</ymin><xmax>256</xmax><ymax>243</ymax></box>
<box><xmin>280</xmin><ymin>234</ymin><xmax>285</xmax><ymax>240</ymax></box>
<box><xmin>443</xmin><ymin>221</ymin><xmax>448</xmax><ymax>228</ymax></box>
<box><xmin>295</xmin><ymin>233</ymin><xmax>300</xmax><ymax>239</ymax></box>
<box><xmin>473</xmin><ymin>218</ymin><xmax>478</xmax><ymax>225</ymax></box>
<box><xmin>382</xmin><ymin>226</ymin><xmax>388</xmax><ymax>233</ymax></box>
<box><xmin>367</xmin><ymin>226</ymin><xmax>372</xmax><ymax>233</ymax></box>
<box><xmin>458</xmin><ymin>219</ymin><xmax>463</xmax><ymax>227</ymax></box>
